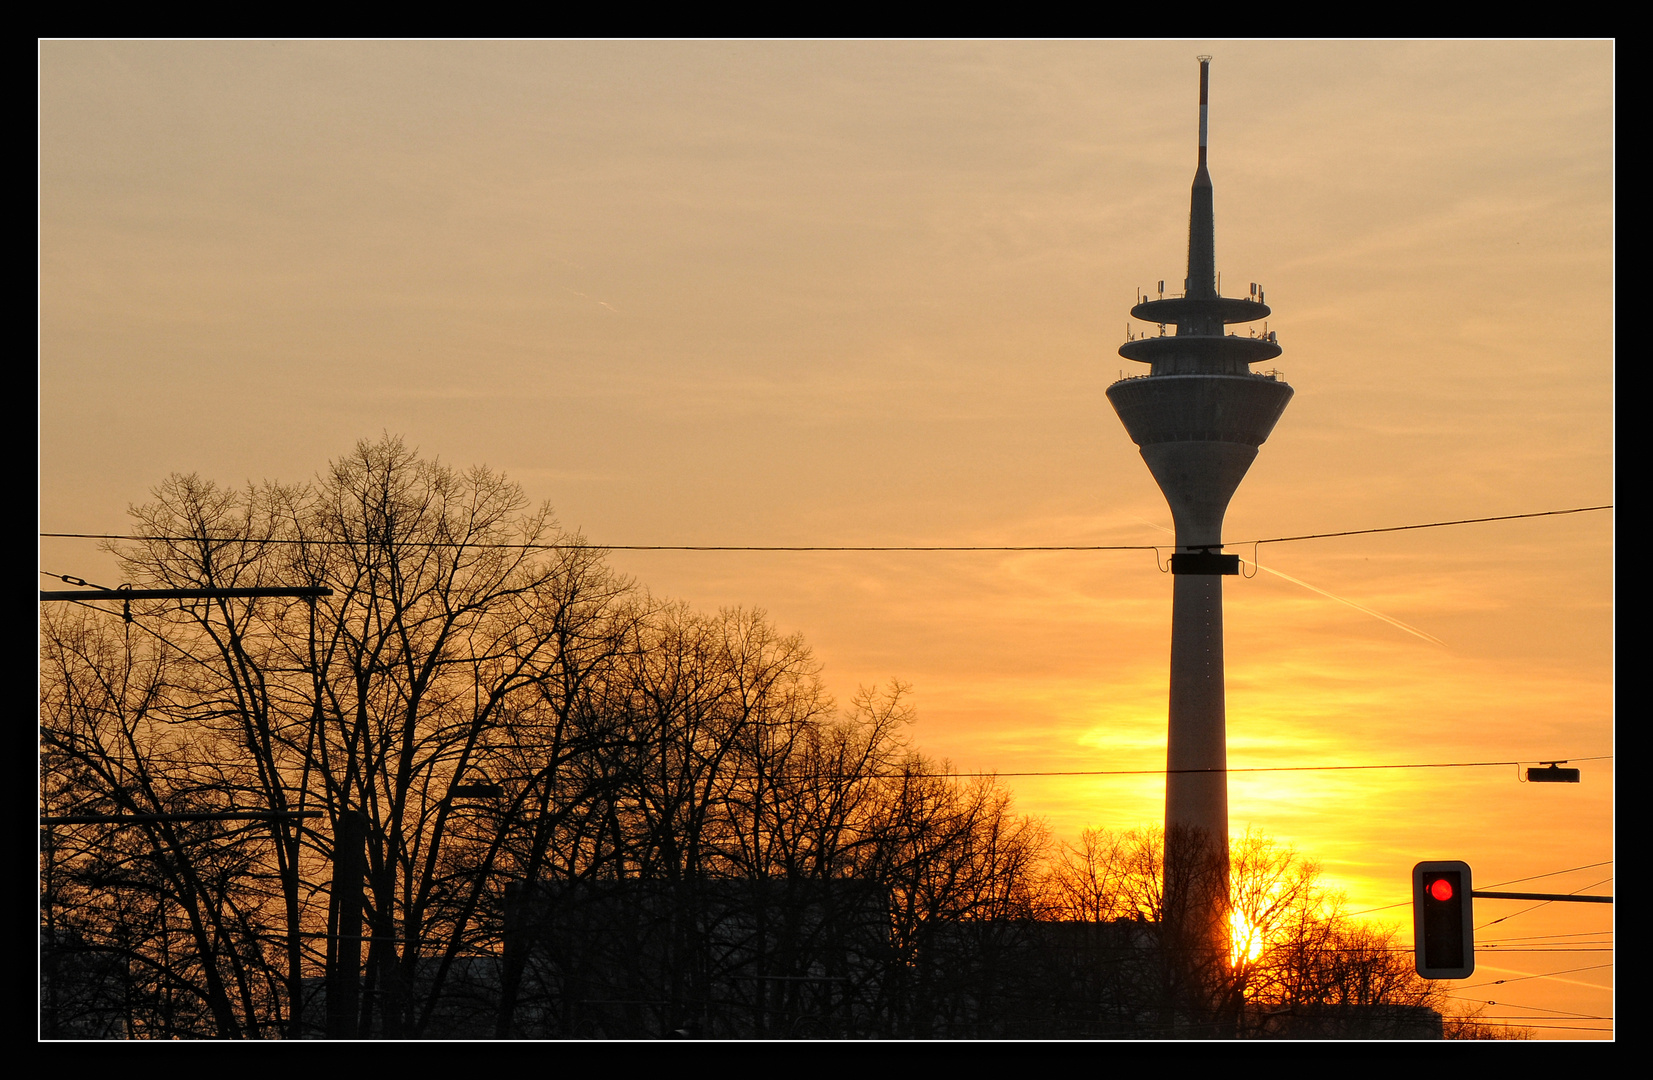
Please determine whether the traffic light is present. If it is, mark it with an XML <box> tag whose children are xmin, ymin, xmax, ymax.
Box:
<box><xmin>1527</xmin><ymin>762</ymin><xmax>1581</xmax><ymax>783</ymax></box>
<box><xmin>1412</xmin><ymin>861</ymin><xmax>1474</xmax><ymax>979</ymax></box>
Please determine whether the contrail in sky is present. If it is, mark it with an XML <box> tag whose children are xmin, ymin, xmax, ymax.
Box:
<box><xmin>1133</xmin><ymin>517</ymin><xmax>1446</xmax><ymax>647</ymax></box>
<box><xmin>1245</xmin><ymin>561</ymin><xmax>1448</xmax><ymax>648</ymax></box>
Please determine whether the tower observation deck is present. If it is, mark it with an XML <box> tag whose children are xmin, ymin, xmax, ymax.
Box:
<box><xmin>1105</xmin><ymin>57</ymin><xmax>1292</xmax><ymax>974</ymax></box>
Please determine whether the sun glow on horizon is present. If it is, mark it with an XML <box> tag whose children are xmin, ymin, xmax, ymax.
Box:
<box><xmin>1230</xmin><ymin>908</ymin><xmax>1265</xmax><ymax>968</ymax></box>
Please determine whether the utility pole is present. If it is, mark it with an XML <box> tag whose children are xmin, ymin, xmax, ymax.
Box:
<box><xmin>326</xmin><ymin>809</ymin><xmax>368</xmax><ymax>1038</ymax></box>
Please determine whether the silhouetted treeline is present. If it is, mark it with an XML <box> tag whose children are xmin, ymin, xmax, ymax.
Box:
<box><xmin>40</xmin><ymin>438</ymin><xmax>1525</xmax><ymax>1039</ymax></box>
<box><xmin>40</xmin><ymin>438</ymin><xmax>1051</xmax><ymax>1039</ymax></box>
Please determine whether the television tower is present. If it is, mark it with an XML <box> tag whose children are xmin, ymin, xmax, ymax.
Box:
<box><xmin>1106</xmin><ymin>57</ymin><xmax>1292</xmax><ymax>955</ymax></box>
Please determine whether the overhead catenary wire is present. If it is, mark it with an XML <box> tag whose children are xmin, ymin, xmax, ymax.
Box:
<box><xmin>1365</xmin><ymin>943</ymin><xmax>1608</xmax><ymax>954</ymax></box>
<box><xmin>1447</xmin><ymin>1005</ymin><xmax>1612</xmax><ymax>1023</ymax></box>
<box><xmin>1441</xmin><ymin>996</ymin><xmax>1612</xmax><ymax>1020</ymax></box>
<box><xmin>35</xmin><ymin>751</ymin><xmax>1613</xmax><ymax>781</ymax></box>
<box><xmin>1233</xmin><ymin>504</ymin><xmax>1611</xmax><ymax>548</ymax></box>
<box><xmin>1473</xmin><ymin>1023</ymin><xmax>1611</xmax><ymax>1033</ymax></box>
<box><xmin>1467</xmin><ymin>948</ymin><xmax>1614</xmax><ymax>952</ymax></box>
<box><xmin>36</xmin><ymin>503</ymin><xmax>1613</xmax><ymax>553</ymax></box>
<box><xmin>1481</xmin><ymin>861</ymin><xmax>1614</xmax><ymax>891</ymax></box>
<box><xmin>1479</xmin><ymin>929</ymin><xmax>1614</xmax><ymax>943</ymax></box>
<box><xmin>943</xmin><ymin>755</ymin><xmax>1612</xmax><ymax>779</ymax></box>
<box><xmin>1452</xmin><ymin>962</ymin><xmax>1614</xmax><ymax>991</ymax></box>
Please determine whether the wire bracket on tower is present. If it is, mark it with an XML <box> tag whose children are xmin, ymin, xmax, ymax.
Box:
<box><xmin>1170</xmin><ymin>549</ymin><xmax>1240</xmax><ymax>575</ymax></box>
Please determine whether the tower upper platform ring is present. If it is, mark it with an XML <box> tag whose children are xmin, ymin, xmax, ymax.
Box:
<box><xmin>1118</xmin><ymin>335</ymin><xmax>1282</xmax><ymax>366</ymax></box>
<box><xmin>1131</xmin><ymin>296</ymin><xmax>1271</xmax><ymax>324</ymax></box>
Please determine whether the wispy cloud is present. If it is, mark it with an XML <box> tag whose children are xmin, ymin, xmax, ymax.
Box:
<box><xmin>567</xmin><ymin>288</ymin><xmax>620</xmax><ymax>313</ymax></box>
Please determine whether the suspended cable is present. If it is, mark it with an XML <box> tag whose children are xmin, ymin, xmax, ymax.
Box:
<box><xmin>39</xmin><ymin>535</ymin><xmax>1158</xmax><ymax>552</ymax></box>
<box><xmin>949</xmin><ymin>755</ymin><xmax>1611</xmax><ymax>779</ymax></box>
<box><xmin>36</xmin><ymin>751</ymin><xmax>1612</xmax><ymax>780</ymax></box>
<box><xmin>36</xmin><ymin>503</ymin><xmax>1613</xmax><ymax>553</ymax></box>
<box><xmin>1474</xmin><ymin>947</ymin><xmax>1614</xmax><ymax>953</ymax></box>
<box><xmin>1233</xmin><ymin>504</ymin><xmax>1611</xmax><ymax>547</ymax></box>
<box><xmin>1441</xmin><ymin>996</ymin><xmax>1611</xmax><ymax>1020</ymax></box>
<box><xmin>1453</xmin><ymin>962</ymin><xmax>1614</xmax><ymax>990</ymax></box>
<box><xmin>1482</xmin><ymin>861</ymin><xmax>1614</xmax><ymax>891</ymax></box>
<box><xmin>1479</xmin><ymin>929</ymin><xmax>1614</xmax><ymax>943</ymax></box>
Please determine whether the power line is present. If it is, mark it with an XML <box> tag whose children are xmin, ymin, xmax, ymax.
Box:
<box><xmin>36</xmin><ymin>503</ymin><xmax>1613</xmax><ymax>553</ymax></box>
<box><xmin>1442</xmin><ymin>996</ymin><xmax>1612</xmax><ymax>1021</ymax></box>
<box><xmin>1455</xmin><ymin>1009</ymin><xmax>1612</xmax><ymax>1021</ymax></box>
<box><xmin>37</xmin><ymin>535</ymin><xmax>1159</xmax><ymax>551</ymax></box>
<box><xmin>36</xmin><ymin>752</ymin><xmax>1611</xmax><ymax>781</ymax></box>
<box><xmin>1475</xmin><ymin>948</ymin><xmax>1613</xmax><ymax>953</ymax></box>
<box><xmin>1370</xmin><ymin>944</ymin><xmax>1604</xmax><ymax>955</ymax></box>
<box><xmin>1480</xmin><ymin>929</ymin><xmax>1614</xmax><ymax>943</ymax></box>
<box><xmin>42</xmin><ymin>810</ymin><xmax>322</xmax><ymax>825</ymax></box>
<box><xmin>1453</xmin><ymin>962</ymin><xmax>1614</xmax><ymax>990</ymax></box>
<box><xmin>1484</xmin><ymin>861</ymin><xmax>1614</xmax><ymax>891</ymax></box>
<box><xmin>947</xmin><ymin>755</ymin><xmax>1611</xmax><ymax>779</ymax></box>
<box><xmin>1234</xmin><ymin>504</ymin><xmax>1611</xmax><ymax>547</ymax></box>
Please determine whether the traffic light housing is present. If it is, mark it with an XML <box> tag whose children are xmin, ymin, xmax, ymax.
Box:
<box><xmin>1412</xmin><ymin>861</ymin><xmax>1474</xmax><ymax>979</ymax></box>
<box><xmin>1527</xmin><ymin>763</ymin><xmax>1580</xmax><ymax>783</ymax></box>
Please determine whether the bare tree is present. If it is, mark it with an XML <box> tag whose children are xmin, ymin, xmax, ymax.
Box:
<box><xmin>43</xmin><ymin>437</ymin><xmax>633</xmax><ymax>1037</ymax></box>
<box><xmin>1039</xmin><ymin>825</ymin><xmax>1529</xmax><ymax>1039</ymax></box>
<box><xmin>50</xmin><ymin>440</ymin><xmax>1037</xmax><ymax>1039</ymax></box>
<box><xmin>41</xmin><ymin>608</ymin><xmax>283</xmax><ymax>1037</ymax></box>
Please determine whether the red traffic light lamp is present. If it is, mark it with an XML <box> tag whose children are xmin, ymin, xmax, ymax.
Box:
<box><xmin>1412</xmin><ymin>861</ymin><xmax>1474</xmax><ymax>979</ymax></box>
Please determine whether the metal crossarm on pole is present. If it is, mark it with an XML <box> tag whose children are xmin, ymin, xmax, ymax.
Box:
<box><xmin>40</xmin><ymin>587</ymin><xmax>333</xmax><ymax>601</ymax></box>
<box><xmin>1473</xmin><ymin>890</ymin><xmax>1613</xmax><ymax>904</ymax></box>
<box><xmin>41</xmin><ymin>810</ymin><xmax>325</xmax><ymax>825</ymax></box>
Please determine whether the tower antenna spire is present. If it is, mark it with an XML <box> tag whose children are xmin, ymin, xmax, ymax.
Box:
<box><xmin>1187</xmin><ymin>55</ymin><xmax>1216</xmax><ymax>301</ymax></box>
<box><xmin>1197</xmin><ymin>54</ymin><xmax>1211</xmax><ymax>170</ymax></box>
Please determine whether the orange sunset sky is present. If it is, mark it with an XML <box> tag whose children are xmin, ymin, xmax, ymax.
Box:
<box><xmin>39</xmin><ymin>40</ymin><xmax>1613</xmax><ymax>1037</ymax></box>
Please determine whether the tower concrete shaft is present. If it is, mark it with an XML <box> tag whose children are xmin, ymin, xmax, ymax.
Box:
<box><xmin>1106</xmin><ymin>57</ymin><xmax>1292</xmax><ymax>959</ymax></box>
